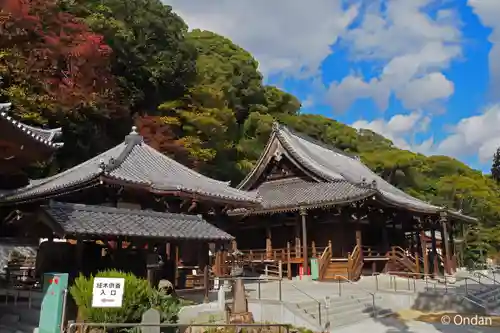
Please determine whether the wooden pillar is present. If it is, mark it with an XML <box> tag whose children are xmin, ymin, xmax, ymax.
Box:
<box><xmin>381</xmin><ymin>223</ymin><xmax>389</xmax><ymax>253</ymax></box>
<box><xmin>448</xmin><ymin>222</ymin><xmax>456</xmax><ymax>272</ymax></box>
<box><xmin>295</xmin><ymin>217</ymin><xmax>301</xmax><ymax>258</ymax></box>
<box><xmin>355</xmin><ymin>204</ymin><xmax>363</xmax><ymax>254</ymax></box>
<box><xmin>198</xmin><ymin>243</ymin><xmax>209</xmax><ymax>270</ymax></box>
<box><xmin>286</xmin><ymin>242</ymin><xmax>292</xmax><ymax>280</ymax></box>
<box><xmin>75</xmin><ymin>238</ymin><xmax>84</xmax><ymax>274</ymax></box>
<box><xmin>300</xmin><ymin>208</ymin><xmax>309</xmax><ymax>275</ymax></box>
<box><xmin>440</xmin><ymin>212</ymin><xmax>451</xmax><ymax>275</ymax></box>
<box><xmin>430</xmin><ymin>226</ymin><xmax>439</xmax><ymax>276</ymax></box>
<box><xmin>419</xmin><ymin>230</ymin><xmax>429</xmax><ymax>275</ymax></box>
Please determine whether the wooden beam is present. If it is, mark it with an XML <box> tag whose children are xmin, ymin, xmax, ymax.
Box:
<box><xmin>300</xmin><ymin>208</ymin><xmax>309</xmax><ymax>275</ymax></box>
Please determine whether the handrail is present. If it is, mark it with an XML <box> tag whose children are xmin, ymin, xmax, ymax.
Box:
<box><xmin>348</xmin><ymin>245</ymin><xmax>363</xmax><ymax>280</ymax></box>
<box><xmin>333</xmin><ymin>275</ymin><xmax>377</xmax><ymax>318</ymax></box>
<box><xmin>318</xmin><ymin>246</ymin><xmax>331</xmax><ymax>280</ymax></box>
<box><xmin>290</xmin><ymin>283</ymin><xmax>323</xmax><ymax>326</ymax></box>
<box><xmin>473</xmin><ymin>271</ymin><xmax>498</xmax><ymax>285</ymax></box>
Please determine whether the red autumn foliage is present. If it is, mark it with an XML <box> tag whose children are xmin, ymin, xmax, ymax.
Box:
<box><xmin>136</xmin><ymin>116</ymin><xmax>195</xmax><ymax>168</ymax></box>
<box><xmin>0</xmin><ymin>0</ymin><xmax>117</xmax><ymax>114</ymax></box>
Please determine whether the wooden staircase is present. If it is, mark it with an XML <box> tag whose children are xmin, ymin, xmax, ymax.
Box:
<box><xmin>319</xmin><ymin>244</ymin><xmax>364</xmax><ymax>281</ymax></box>
<box><xmin>385</xmin><ymin>246</ymin><xmax>418</xmax><ymax>275</ymax></box>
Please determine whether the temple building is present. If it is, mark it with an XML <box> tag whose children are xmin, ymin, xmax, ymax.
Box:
<box><xmin>227</xmin><ymin>123</ymin><xmax>475</xmax><ymax>280</ymax></box>
<box><xmin>0</xmin><ymin>103</ymin><xmax>63</xmax><ymax>188</ymax></box>
<box><xmin>0</xmin><ymin>126</ymin><xmax>259</xmax><ymax>288</ymax></box>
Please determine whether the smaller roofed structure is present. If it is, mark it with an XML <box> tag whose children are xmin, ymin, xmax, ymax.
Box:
<box><xmin>41</xmin><ymin>202</ymin><xmax>234</xmax><ymax>241</ymax></box>
<box><xmin>0</xmin><ymin>126</ymin><xmax>259</xmax><ymax>207</ymax></box>
<box><xmin>234</xmin><ymin>123</ymin><xmax>475</xmax><ymax>222</ymax></box>
<box><xmin>0</xmin><ymin>103</ymin><xmax>63</xmax><ymax>174</ymax></box>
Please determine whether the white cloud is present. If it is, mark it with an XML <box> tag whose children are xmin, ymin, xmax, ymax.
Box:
<box><xmin>165</xmin><ymin>0</ymin><xmax>359</xmax><ymax>77</ymax></box>
<box><xmin>435</xmin><ymin>104</ymin><xmax>500</xmax><ymax>162</ymax></box>
<box><xmin>351</xmin><ymin>111</ymin><xmax>431</xmax><ymax>152</ymax></box>
<box><xmin>352</xmin><ymin>105</ymin><xmax>500</xmax><ymax>164</ymax></box>
<box><xmin>328</xmin><ymin>0</ymin><xmax>461</xmax><ymax>112</ymax></box>
<box><xmin>468</xmin><ymin>0</ymin><xmax>500</xmax><ymax>99</ymax></box>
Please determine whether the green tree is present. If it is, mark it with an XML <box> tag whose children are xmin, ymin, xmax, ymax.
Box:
<box><xmin>491</xmin><ymin>147</ymin><xmax>500</xmax><ymax>183</ymax></box>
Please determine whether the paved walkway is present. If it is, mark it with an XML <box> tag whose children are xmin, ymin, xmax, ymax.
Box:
<box><xmin>334</xmin><ymin>317</ymin><xmax>499</xmax><ymax>333</ymax></box>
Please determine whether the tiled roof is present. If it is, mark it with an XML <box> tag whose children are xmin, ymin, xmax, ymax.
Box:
<box><xmin>0</xmin><ymin>103</ymin><xmax>63</xmax><ymax>149</ymax></box>
<box><xmin>229</xmin><ymin>177</ymin><xmax>375</xmax><ymax>215</ymax></box>
<box><xmin>237</xmin><ymin>123</ymin><xmax>476</xmax><ymax>222</ymax></box>
<box><xmin>0</xmin><ymin>127</ymin><xmax>259</xmax><ymax>206</ymax></box>
<box><xmin>42</xmin><ymin>202</ymin><xmax>234</xmax><ymax>240</ymax></box>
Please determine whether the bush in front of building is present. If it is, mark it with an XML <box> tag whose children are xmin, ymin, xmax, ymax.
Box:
<box><xmin>70</xmin><ymin>269</ymin><xmax>181</xmax><ymax>323</ymax></box>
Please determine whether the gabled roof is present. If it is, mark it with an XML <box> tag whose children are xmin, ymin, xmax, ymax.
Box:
<box><xmin>228</xmin><ymin>177</ymin><xmax>376</xmax><ymax>215</ymax></box>
<box><xmin>42</xmin><ymin>202</ymin><xmax>234</xmax><ymax>240</ymax></box>
<box><xmin>0</xmin><ymin>127</ymin><xmax>259</xmax><ymax>206</ymax></box>
<box><xmin>0</xmin><ymin>103</ymin><xmax>63</xmax><ymax>149</ymax></box>
<box><xmin>238</xmin><ymin>123</ymin><xmax>475</xmax><ymax>222</ymax></box>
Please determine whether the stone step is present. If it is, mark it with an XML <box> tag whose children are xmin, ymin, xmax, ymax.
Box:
<box><xmin>0</xmin><ymin>322</ymin><xmax>36</xmax><ymax>333</ymax></box>
<box><xmin>328</xmin><ymin>308</ymin><xmax>393</xmax><ymax>328</ymax></box>
<box><xmin>0</xmin><ymin>306</ymin><xmax>40</xmax><ymax>326</ymax></box>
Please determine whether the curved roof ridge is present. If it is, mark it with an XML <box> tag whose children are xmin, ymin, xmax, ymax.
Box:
<box><xmin>275</xmin><ymin>122</ymin><xmax>359</xmax><ymax>159</ymax></box>
<box><xmin>0</xmin><ymin>102</ymin><xmax>63</xmax><ymax>148</ymax></box>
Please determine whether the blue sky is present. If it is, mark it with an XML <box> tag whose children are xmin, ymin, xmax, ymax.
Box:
<box><xmin>168</xmin><ymin>0</ymin><xmax>500</xmax><ymax>172</ymax></box>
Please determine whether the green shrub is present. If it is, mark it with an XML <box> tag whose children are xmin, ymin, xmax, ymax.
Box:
<box><xmin>70</xmin><ymin>270</ymin><xmax>181</xmax><ymax>323</ymax></box>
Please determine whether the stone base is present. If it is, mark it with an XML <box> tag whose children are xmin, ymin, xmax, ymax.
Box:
<box><xmin>229</xmin><ymin>311</ymin><xmax>254</xmax><ymax>324</ymax></box>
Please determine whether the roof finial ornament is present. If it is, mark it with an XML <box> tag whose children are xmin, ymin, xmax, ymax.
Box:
<box><xmin>98</xmin><ymin>158</ymin><xmax>106</xmax><ymax>172</ymax></box>
<box><xmin>272</xmin><ymin>122</ymin><xmax>280</xmax><ymax>132</ymax></box>
<box><xmin>130</xmin><ymin>126</ymin><xmax>138</xmax><ymax>135</ymax></box>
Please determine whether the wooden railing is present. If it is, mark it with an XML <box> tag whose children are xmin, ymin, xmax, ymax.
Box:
<box><xmin>348</xmin><ymin>245</ymin><xmax>363</xmax><ymax>281</ymax></box>
<box><xmin>386</xmin><ymin>246</ymin><xmax>418</xmax><ymax>274</ymax></box>
<box><xmin>361</xmin><ymin>245</ymin><xmax>384</xmax><ymax>257</ymax></box>
<box><xmin>318</xmin><ymin>241</ymin><xmax>332</xmax><ymax>280</ymax></box>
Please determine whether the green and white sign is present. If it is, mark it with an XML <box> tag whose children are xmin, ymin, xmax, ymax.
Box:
<box><xmin>92</xmin><ymin>277</ymin><xmax>125</xmax><ymax>307</ymax></box>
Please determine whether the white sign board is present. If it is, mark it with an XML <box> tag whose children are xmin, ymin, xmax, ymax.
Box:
<box><xmin>92</xmin><ymin>277</ymin><xmax>125</xmax><ymax>308</ymax></box>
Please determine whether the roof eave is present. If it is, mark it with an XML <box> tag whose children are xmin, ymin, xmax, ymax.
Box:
<box><xmin>0</xmin><ymin>110</ymin><xmax>63</xmax><ymax>149</ymax></box>
<box><xmin>102</xmin><ymin>176</ymin><xmax>261</xmax><ymax>208</ymax></box>
<box><xmin>228</xmin><ymin>191</ymin><xmax>376</xmax><ymax>216</ymax></box>
<box><xmin>374</xmin><ymin>192</ymin><xmax>477</xmax><ymax>222</ymax></box>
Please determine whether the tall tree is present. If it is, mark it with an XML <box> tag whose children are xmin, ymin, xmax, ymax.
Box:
<box><xmin>0</xmin><ymin>0</ymin><xmax>127</xmax><ymax>169</ymax></box>
<box><xmin>61</xmin><ymin>0</ymin><xmax>197</xmax><ymax>115</ymax></box>
<box><xmin>491</xmin><ymin>147</ymin><xmax>500</xmax><ymax>183</ymax></box>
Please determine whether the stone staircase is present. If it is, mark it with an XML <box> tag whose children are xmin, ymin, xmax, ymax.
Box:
<box><xmin>462</xmin><ymin>281</ymin><xmax>500</xmax><ymax>314</ymax></box>
<box><xmin>0</xmin><ymin>290</ymin><xmax>41</xmax><ymax>333</ymax></box>
<box><xmin>294</xmin><ymin>292</ymin><xmax>393</xmax><ymax>329</ymax></box>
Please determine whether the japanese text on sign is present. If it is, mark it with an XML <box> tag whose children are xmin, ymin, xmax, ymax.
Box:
<box><xmin>91</xmin><ymin>277</ymin><xmax>125</xmax><ymax>308</ymax></box>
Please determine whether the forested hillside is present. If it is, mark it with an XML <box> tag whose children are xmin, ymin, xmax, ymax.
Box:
<box><xmin>1</xmin><ymin>0</ymin><xmax>499</xmax><ymax>261</ymax></box>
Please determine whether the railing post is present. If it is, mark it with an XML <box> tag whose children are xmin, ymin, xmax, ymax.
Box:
<box><xmin>347</xmin><ymin>252</ymin><xmax>352</xmax><ymax>280</ymax></box>
<box><xmin>279</xmin><ymin>260</ymin><xmax>283</xmax><ymax>278</ymax></box>
<box><xmin>279</xmin><ymin>278</ymin><xmax>282</xmax><ymax>301</ymax></box>
<box><xmin>328</xmin><ymin>240</ymin><xmax>332</xmax><ymax>254</ymax></box>
<box><xmin>258</xmin><ymin>279</ymin><xmax>262</xmax><ymax>299</ymax></box>
<box><xmin>318</xmin><ymin>302</ymin><xmax>322</xmax><ymax>327</ymax></box>
<box><xmin>265</xmin><ymin>265</ymin><xmax>269</xmax><ymax>277</ymax></box>
<box><xmin>312</xmin><ymin>241</ymin><xmax>317</xmax><ymax>257</ymax></box>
